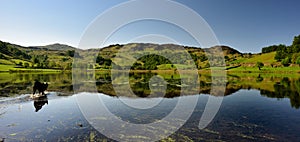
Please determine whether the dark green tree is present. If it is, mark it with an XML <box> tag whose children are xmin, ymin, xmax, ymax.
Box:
<box><xmin>296</xmin><ymin>56</ymin><xmax>300</xmax><ymax>66</ymax></box>
<box><xmin>256</xmin><ymin>62</ymin><xmax>264</xmax><ymax>70</ymax></box>
<box><xmin>281</xmin><ymin>57</ymin><xmax>291</xmax><ymax>67</ymax></box>
<box><xmin>67</xmin><ymin>50</ymin><xmax>75</xmax><ymax>57</ymax></box>
<box><xmin>24</xmin><ymin>62</ymin><xmax>29</xmax><ymax>68</ymax></box>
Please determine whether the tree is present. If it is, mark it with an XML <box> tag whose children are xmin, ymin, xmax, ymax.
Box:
<box><xmin>96</xmin><ymin>55</ymin><xmax>105</xmax><ymax>65</ymax></box>
<box><xmin>275</xmin><ymin>48</ymin><xmax>288</xmax><ymax>61</ymax></box>
<box><xmin>17</xmin><ymin>62</ymin><xmax>23</xmax><ymax>67</ymax></box>
<box><xmin>24</xmin><ymin>62</ymin><xmax>29</xmax><ymax>68</ymax></box>
<box><xmin>49</xmin><ymin>61</ymin><xmax>57</xmax><ymax>69</ymax></box>
<box><xmin>292</xmin><ymin>35</ymin><xmax>300</xmax><ymax>46</ymax></box>
<box><xmin>291</xmin><ymin>53</ymin><xmax>300</xmax><ymax>63</ymax></box>
<box><xmin>281</xmin><ymin>57</ymin><xmax>291</xmax><ymax>67</ymax></box>
<box><xmin>67</xmin><ymin>50</ymin><xmax>75</xmax><ymax>57</ymax></box>
<box><xmin>291</xmin><ymin>35</ymin><xmax>300</xmax><ymax>53</ymax></box>
<box><xmin>256</xmin><ymin>62</ymin><xmax>264</xmax><ymax>70</ymax></box>
<box><xmin>296</xmin><ymin>56</ymin><xmax>300</xmax><ymax>66</ymax></box>
<box><xmin>262</xmin><ymin>44</ymin><xmax>286</xmax><ymax>53</ymax></box>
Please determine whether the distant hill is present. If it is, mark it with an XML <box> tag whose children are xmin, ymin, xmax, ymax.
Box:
<box><xmin>94</xmin><ymin>43</ymin><xmax>243</xmax><ymax>70</ymax></box>
<box><xmin>205</xmin><ymin>45</ymin><xmax>241</xmax><ymax>55</ymax></box>
<box><xmin>30</xmin><ymin>43</ymin><xmax>78</xmax><ymax>51</ymax></box>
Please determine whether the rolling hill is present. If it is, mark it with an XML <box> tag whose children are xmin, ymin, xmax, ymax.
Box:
<box><xmin>30</xmin><ymin>43</ymin><xmax>77</xmax><ymax>51</ymax></box>
<box><xmin>0</xmin><ymin>40</ymin><xmax>76</xmax><ymax>71</ymax></box>
<box><xmin>0</xmin><ymin>39</ymin><xmax>299</xmax><ymax>72</ymax></box>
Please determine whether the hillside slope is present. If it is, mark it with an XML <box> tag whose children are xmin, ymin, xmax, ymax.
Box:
<box><xmin>0</xmin><ymin>40</ymin><xmax>77</xmax><ymax>70</ymax></box>
<box><xmin>0</xmin><ymin>40</ymin><xmax>298</xmax><ymax>72</ymax></box>
<box><xmin>30</xmin><ymin>43</ymin><xmax>77</xmax><ymax>51</ymax></box>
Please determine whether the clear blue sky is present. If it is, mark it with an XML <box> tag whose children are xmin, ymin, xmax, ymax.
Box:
<box><xmin>0</xmin><ymin>0</ymin><xmax>299</xmax><ymax>53</ymax></box>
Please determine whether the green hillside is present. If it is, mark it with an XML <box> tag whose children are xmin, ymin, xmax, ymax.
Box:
<box><xmin>0</xmin><ymin>34</ymin><xmax>299</xmax><ymax>72</ymax></box>
<box><xmin>229</xmin><ymin>52</ymin><xmax>276</xmax><ymax>66</ymax></box>
<box><xmin>0</xmin><ymin>40</ymin><xmax>76</xmax><ymax>72</ymax></box>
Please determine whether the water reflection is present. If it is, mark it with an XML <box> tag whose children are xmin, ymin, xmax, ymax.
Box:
<box><xmin>33</xmin><ymin>95</ymin><xmax>48</xmax><ymax>112</ymax></box>
<box><xmin>261</xmin><ymin>77</ymin><xmax>300</xmax><ymax>109</ymax></box>
<box><xmin>0</xmin><ymin>73</ymin><xmax>73</xmax><ymax>97</ymax></box>
<box><xmin>0</xmin><ymin>72</ymin><xmax>300</xmax><ymax>109</ymax></box>
<box><xmin>1</xmin><ymin>72</ymin><xmax>300</xmax><ymax>141</ymax></box>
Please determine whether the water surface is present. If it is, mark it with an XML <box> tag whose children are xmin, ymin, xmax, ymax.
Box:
<box><xmin>0</xmin><ymin>72</ymin><xmax>300</xmax><ymax>141</ymax></box>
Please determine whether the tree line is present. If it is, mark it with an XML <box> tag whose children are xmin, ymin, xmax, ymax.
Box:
<box><xmin>262</xmin><ymin>35</ymin><xmax>300</xmax><ymax>66</ymax></box>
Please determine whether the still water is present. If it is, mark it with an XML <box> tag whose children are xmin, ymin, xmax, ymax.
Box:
<box><xmin>0</xmin><ymin>72</ymin><xmax>300</xmax><ymax>141</ymax></box>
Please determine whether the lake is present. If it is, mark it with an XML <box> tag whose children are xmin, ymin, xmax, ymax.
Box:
<box><xmin>0</xmin><ymin>72</ymin><xmax>300</xmax><ymax>141</ymax></box>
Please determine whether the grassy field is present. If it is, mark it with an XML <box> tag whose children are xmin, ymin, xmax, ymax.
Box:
<box><xmin>157</xmin><ymin>64</ymin><xmax>195</xmax><ymax>70</ymax></box>
<box><xmin>244</xmin><ymin>52</ymin><xmax>275</xmax><ymax>63</ymax></box>
<box><xmin>0</xmin><ymin>59</ymin><xmax>15</xmax><ymax>65</ymax></box>
<box><xmin>0</xmin><ymin>64</ymin><xmax>17</xmax><ymax>72</ymax></box>
<box><xmin>228</xmin><ymin>66</ymin><xmax>300</xmax><ymax>73</ymax></box>
<box><xmin>230</xmin><ymin>52</ymin><xmax>276</xmax><ymax>65</ymax></box>
<box><xmin>0</xmin><ymin>64</ymin><xmax>62</xmax><ymax>73</ymax></box>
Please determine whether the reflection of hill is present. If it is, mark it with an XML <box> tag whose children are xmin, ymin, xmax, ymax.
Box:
<box><xmin>95</xmin><ymin>72</ymin><xmax>300</xmax><ymax>109</ymax></box>
<box><xmin>0</xmin><ymin>73</ymin><xmax>73</xmax><ymax>97</ymax></box>
<box><xmin>1</xmin><ymin>72</ymin><xmax>300</xmax><ymax>109</ymax></box>
<box><xmin>95</xmin><ymin>72</ymin><xmax>238</xmax><ymax>97</ymax></box>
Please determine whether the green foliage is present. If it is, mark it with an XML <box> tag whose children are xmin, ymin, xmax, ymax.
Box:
<box><xmin>275</xmin><ymin>47</ymin><xmax>289</xmax><ymax>61</ymax></box>
<box><xmin>0</xmin><ymin>41</ymin><xmax>31</xmax><ymax>60</ymax></box>
<box><xmin>96</xmin><ymin>55</ymin><xmax>112</xmax><ymax>69</ymax></box>
<box><xmin>23</xmin><ymin>62</ymin><xmax>29</xmax><ymax>68</ymax></box>
<box><xmin>61</xmin><ymin>57</ymin><xmax>69</xmax><ymax>62</ymax></box>
<box><xmin>139</xmin><ymin>54</ymin><xmax>171</xmax><ymax>70</ymax></box>
<box><xmin>17</xmin><ymin>62</ymin><xmax>23</xmax><ymax>66</ymax></box>
<box><xmin>262</xmin><ymin>44</ymin><xmax>286</xmax><ymax>53</ymax></box>
<box><xmin>32</xmin><ymin>55</ymin><xmax>49</xmax><ymax>68</ymax></box>
<box><xmin>281</xmin><ymin>57</ymin><xmax>291</xmax><ymax>67</ymax></box>
<box><xmin>256</xmin><ymin>62</ymin><xmax>264</xmax><ymax>70</ymax></box>
<box><xmin>296</xmin><ymin>56</ymin><xmax>300</xmax><ymax>66</ymax></box>
<box><xmin>0</xmin><ymin>54</ymin><xmax>6</xmax><ymax>59</ymax></box>
<box><xmin>292</xmin><ymin>35</ymin><xmax>300</xmax><ymax>46</ymax></box>
<box><xmin>67</xmin><ymin>50</ymin><xmax>75</xmax><ymax>57</ymax></box>
<box><xmin>291</xmin><ymin>53</ymin><xmax>300</xmax><ymax>63</ymax></box>
<box><xmin>274</xmin><ymin>35</ymin><xmax>300</xmax><ymax>62</ymax></box>
<box><xmin>131</xmin><ymin>62</ymin><xmax>144</xmax><ymax>70</ymax></box>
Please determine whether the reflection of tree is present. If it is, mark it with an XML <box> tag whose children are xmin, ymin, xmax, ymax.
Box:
<box><xmin>96</xmin><ymin>72</ymin><xmax>239</xmax><ymax>97</ymax></box>
<box><xmin>256</xmin><ymin>74</ymin><xmax>264</xmax><ymax>82</ymax></box>
<box><xmin>261</xmin><ymin>77</ymin><xmax>300</xmax><ymax>109</ymax></box>
<box><xmin>94</xmin><ymin>72</ymin><xmax>300</xmax><ymax>109</ymax></box>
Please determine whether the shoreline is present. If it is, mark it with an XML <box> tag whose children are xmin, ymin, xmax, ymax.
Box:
<box><xmin>0</xmin><ymin>68</ymin><xmax>299</xmax><ymax>74</ymax></box>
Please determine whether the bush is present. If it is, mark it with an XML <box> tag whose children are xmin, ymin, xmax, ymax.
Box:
<box><xmin>296</xmin><ymin>56</ymin><xmax>300</xmax><ymax>66</ymax></box>
<box><xmin>281</xmin><ymin>57</ymin><xmax>291</xmax><ymax>67</ymax></box>
<box><xmin>256</xmin><ymin>62</ymin><xmax>264</xmax><ymax>70</ymax></box>
<box><xmin>24</xmin><ymin>62</ymin><xmax>29</xmax><ymax>68</ymax></box>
